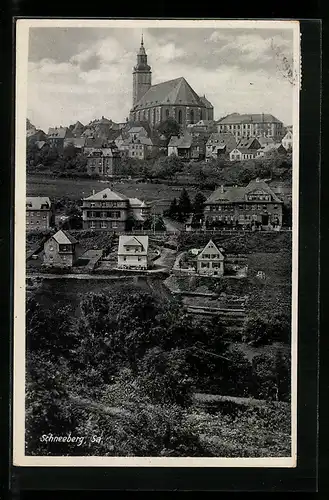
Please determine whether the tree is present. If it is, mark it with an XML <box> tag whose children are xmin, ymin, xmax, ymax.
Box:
<box><xmin>193</xmin><ymin>192</ymin><xmax>206</xmax><ymax>216</ymax></box>
<box><xmin>242</xmin><ymin>312</ymin><xmax>269</xmax><ymax>346</ymax></box>
<box><xmin>156</xmin><ymin>118</ymin><xmax>181</xmax><ymax>145</ymax></box>
<box><xmin>178</xmin><ymin>188</ymin><xmax>192</xmax><ymax>220</ymax></box>
<box><xmin>252</xmin><ymin>348</ymin><xmax>290</xmax><ymax>402</ymax></box>
<box><xmin>26</xmin><ymin>297</ymin><xmax>77</xmax><ymax>358</ymax></box>
<box><xmin>167</xmin><ymin>197</ymin><xmax>178</xmax><ymax>219</ymax></box>
<box><xmin>137</xmin><ymin>347</ymin><xmax>193</xmax><ymax>407</ymax></box>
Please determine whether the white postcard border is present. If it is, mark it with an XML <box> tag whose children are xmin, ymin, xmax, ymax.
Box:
<box><xmin>13</xmin><ymin>18</ymin><xmax>300</xmax><ymax>468</ymax></box>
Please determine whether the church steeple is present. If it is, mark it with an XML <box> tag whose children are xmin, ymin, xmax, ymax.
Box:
<box><xmin>132</xmin><ymin>34</ymin><xmax>152</xmax><ymax>107</ymax></box>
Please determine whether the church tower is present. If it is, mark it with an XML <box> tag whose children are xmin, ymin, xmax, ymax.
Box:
<box><xmin>132</xmin><ymin>35</ymin><xmax>152</xmax><ymax>107</ymax></box>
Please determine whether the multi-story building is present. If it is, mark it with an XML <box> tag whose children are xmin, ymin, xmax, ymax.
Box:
<box><xmin>204</xmin><ymin>179</ymin><xmax>283</xmax><ymax>228</ymax></box>
<box><xmin>256</xmin><ymin>143</ymin><xmax>287</xmax><ymax>158</ymax></box>
<box><xmin>229</xmin><ymin>137</ymin><xmax>261</xmax><ymax>161</ymax></box>
<box><xmin>196</xmin><ymin>239</ymin><xmax>225</xmax><ymax>277</ymax></box>
<box><xmin>43</xmin><ymin>230</ymin><xmax>82</xmax><ymax>268</ymax></box>
<box><xmin>217</xmin><ymin>113</ymin><xmax>284</xmax><ymax>142</ymax></box>
<box><xmin>282</xmin><ymin>130</ymin><xmax>293</xmax><ymax>150</ymax></box>
<box><xmin>82</xmin><ymin>187</ymin><xmax>150</xmax><ymax>230</ymax></box>
<box><xmin>26</xmin><ymin>196</ymin><xmax>53</xmax><ymax>230</ymax></box>
<box><xmin>47</xmin><ymin>127</ymin><xmax>73</xmax><ymax>150</ymax></box>
<box><xmin>117</xmin><ymin>235</ymin><xmax>149</xmax><ymax>270</ymax></box>
<box><xmin>86</xmin><ymin>146</ymin><xmax>121</xmax><ymax>177</ymax></box>
<box><xmin>206</xmin><ymin>133</ymin><xmax>237</xmax><ymax>160</ymax></box>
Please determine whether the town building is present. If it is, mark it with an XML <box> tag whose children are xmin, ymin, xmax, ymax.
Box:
<box><xmin>257</xmin><ymin>136</ymin><xmax>275</xmax><ymax>148</ymax></box>
<box><xmin>217</xmin><ymin>113</ymin><xmax>284</xmax><ymax>142</ymax></box>
<box><xmin>187</xmin><ymin>119</ymin><xmax>218</xmax><ymax>135</ymax></box>
<box><xmin>82</xmin><ymin>187</ymin><xmax>150</xmax><ymax>230</ymax></box>
<box><xmin>196</xmin><ymin>239</ymin><xmax>225</xmax><ymax>277</ymax></box>
<box><xmin>204</xmin><ymin>179</ymin><xmax>283</xmax><ymax>228</ymax></box>
<box><xmin>64</xmin><ymin>137</ymin><xmax>86</xmax><ymax>150</ymax></box>
<box><xmin>168</xmin><ymin>133</ymin><xmax>193</xmax><ymax>159</ymax></box>
<box><xmin>117</xmin><ymin>235</ymin><xmax>149</xmax><ymax>270</ymax></box>
<box><xmin>229</xmin><ymin>137</ymin><xmax>261</xmax><ymax>161</ymax></box>
<box><xmin>129</xmin><ymin>36</ymin><xmax>214</xmax><ymax>129</ymax></box>
<box><xmin>26</xmin><ymin>196</ymin><xmax>53</xmax><ymax>230</ymax></box>
<box><xmin>70</xmin><ymin>121</ymin><xmax>85</xmax><ymax>137</ymax></box>
<box><xmin>43</xmin><ymin>230</ymin><xmax>82</xmax><ymax>268</ymax></box>
<box><xmin>86</xmin><ymin>146</ymin><xmax>121</xmax><ymax>177</ymax></box>
<box><xmin>256</xmin><ymin>143</ymin><xmax>287</xmax><ymax>158</ymax></box>
<box><xmin>206</xmin><ymin>132</ymin><xmax>237</xmax><ymax>160</ymax></box>
<box><xmin>47</xmin><ymin>126</ymin><xmax>73</xmax><ymax>150</ymax></box>
<box><xmin>282</xmin><ymin>130</ymin><xmax>293</xmax><ymax>150</ymax></box>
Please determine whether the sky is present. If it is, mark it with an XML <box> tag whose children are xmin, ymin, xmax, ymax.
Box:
<box><xmin>27</xmin><ymin>25</ymin><xmax>296</xmax><ymax>131</ymax></box>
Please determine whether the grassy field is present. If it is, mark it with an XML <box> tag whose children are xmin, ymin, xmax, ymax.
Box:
<box><xmin>27</xmin><ymin>175</ymin><xmax>210</xmax><ymax>213</ymax></box>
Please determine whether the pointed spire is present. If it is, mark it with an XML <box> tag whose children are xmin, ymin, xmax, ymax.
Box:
<box><xmin>141</xmin><ymin>33</ymin><xmax>144</xmax><ymax>46</ymax></box>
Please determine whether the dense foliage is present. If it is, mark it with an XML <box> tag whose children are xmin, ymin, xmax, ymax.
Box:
<box><xmin>26</xmin><ymin>281</ymin><xmax>291</xmax><ymax>457</ymax></box>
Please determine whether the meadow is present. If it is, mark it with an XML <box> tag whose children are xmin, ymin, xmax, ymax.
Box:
<box><xmin>26</xmin><ymin>174</ymin><xmax>209</xmax><ymax>213</ymax></box>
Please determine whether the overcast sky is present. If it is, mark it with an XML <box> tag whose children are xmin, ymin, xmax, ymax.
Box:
<box><xmin>27</xmin><ymin>26</ymin><xmax>295</xmax><ymax>131</ymax></box>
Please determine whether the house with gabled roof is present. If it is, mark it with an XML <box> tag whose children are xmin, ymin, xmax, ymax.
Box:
<box><xmin>43</xmin><ymin>230</ymin><xmax>82</xmax><ymax>268</ymax></box>
<box><xmin>206</xmin><ymin>132</ymin><xmax>237</xmax><ymax>160</ymax></box>
<box><xmin>26</xmin><ymin>196</ymin><xmax>53</xmax><ymax>230</ymax></box>
<box><xmin>282</xmin><ymin>130</ymin><xmax>293</xmax><ymax>150</ymax></box>
<box><xmin>204</xmin><ymin>179</ymin><xmax>283</xmax><ymax>228</ymax></box>
<box><xmin>47</xmin><ymin>126</ymin><xmax>73</xmax><ymax>150</ymax></box>
<box><xmin>168</xmin><ymin>133</ymin><xmax>193</xmax><ymax>159</ymax></box>
<box><xmin>117</xmin><ymin>235</ymin><xmax>149</xmax><ymax>270</ymax></box>
<box><xmin>256</xmin><ymin>143</ymin><xmax>287</xmax><ymax>158</ymax></box>
<box><xmin>82</xmin><ymin>187</ymin><xmax>149</xmax><ymax>231</ymax></box>
<box><xmin>196</xmin><ymin>239</ymin><xmax>225</xmax><ymax>277</ymax></box>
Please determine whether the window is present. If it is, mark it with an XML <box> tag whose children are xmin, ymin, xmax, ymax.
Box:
<box><xmin>49</xmin><ymin>245</ymin><xmax>54</xmax><ymax>251</ymax></box>
<box><xmin>123</xmin><ymin>257</ymin><xmax>127</xmax><ymax>261</ymax></box>
<box><xmin>91</xmin><ymin>203</ymin><xmax>96</xmax><ymax>208</ymax></box>
<box><xmin>90</xmin><ymin>221</ymin><xmax>95</xmax><ymax>228</ymax></box>
<box><xmin>112</xmin><ymin>222</ymin><xmax>118</xmax><ymax>228</ymax></box>
<box><xmin>178</xmin><ymin>109</ymin><xmax>182</xmax><ymax>124</ymax></box>
<box><xmin>49</xmin><ymin>255</ymin><xmax>53</xmax><ymax>260</ymax></box>
<box><xmin>63</xmin><ymin>255</ymin><xmax>66</xmax><ymax>260</ymax></box>
<box><xmin>101</xmin><ymin>222</ymin><xmax>107</xmax><ymax>228</ymax></box>
<box><xmin>26</xmin><ymin>221</ymin><xmax>29</xmax><ymax>225</ymax></box>
<box><xmin>166</xmin><ymin>109</ymin><xmax>169</xmax><ymax>118</ymax></box>
<box><xmin>43</xmin><ymin>215</ymin><xmax>46</xmax><ymax>219</ymax></box>
<box><xmin>138</xmin><ymin>257</ymin><xmax>142</xmax><ymax>261</ymax></box>
<box><xmin>30</xmin><ymin>221</ymin><xmax>34</xmax><ymax>225</ymax></box>
<box><xmin>190</xmin><ymin>109</ymin><xmax>194</xmax><ymax>124</ymax></box>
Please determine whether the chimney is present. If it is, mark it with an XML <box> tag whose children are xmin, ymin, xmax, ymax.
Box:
<box><xmin>221</xmin><ymin>185</ymin><xmax>224</xmax><ymax>193</ymax></box>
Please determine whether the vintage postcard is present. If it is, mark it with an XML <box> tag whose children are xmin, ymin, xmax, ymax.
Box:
<box><xmin>14</xmin><ymin>19</ymin><xmax>300</xmax><ymax>467</ymax></box>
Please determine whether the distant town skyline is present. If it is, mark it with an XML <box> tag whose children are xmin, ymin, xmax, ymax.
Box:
<box><xmin>27</xmin><ymin>26</ymin><xmax>295</xmax><ymax>131</ymax></box>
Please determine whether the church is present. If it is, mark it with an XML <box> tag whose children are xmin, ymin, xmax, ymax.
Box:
<box><xmin>129</xmin><ymin>36</ymin><xmax>214</xmax><ymax>129</ymax></box>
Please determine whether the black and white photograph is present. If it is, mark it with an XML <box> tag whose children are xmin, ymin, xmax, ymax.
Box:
<box><xmin>14</xmin><ymin>19</ymin><xmax>300</xmax><ymax>467</ymax></box>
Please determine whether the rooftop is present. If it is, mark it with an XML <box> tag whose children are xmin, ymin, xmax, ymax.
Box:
<box><xmin>118</xmin><ymin>235</ymin><xmax>149</xmax><ymax>255</ymax></box>
<box><xmin>206</xmin><ymin>179</ymin><xmax>283</xmax><ymax>204</ymax></box>
<box><xmin>133</xmin><ymin>77</ymin><xmax>210</xmax><ymax>110</ymax></box>
<box><xmin>218</xmin><ymin>113</ymin><xmax>282</xmax><ymax>125</ymax></box>
<box><xmin>84</xmin><ymin>188</ymin><xmax>129</xmax><ymax>202</ymax></box>
<box><xmin>26</xmin><ymin>196</ymin><xmax>51</xmax><ymax>210</ymax></box>
<box><xmin>52</xmin><ymin>230</ymin><xmax>78</xmax><ymax>245</ymax></box>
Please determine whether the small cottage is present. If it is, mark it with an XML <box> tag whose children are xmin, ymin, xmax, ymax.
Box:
<box><xmin>117</xmin><ymin>235</ymin><xmax>149</xmax><ymax>270</ymax></box>
<box><xmin>43</xmin><ymin>230</ymin><xmax>81</xmax><ymax>268</ymax></box>
<box><xmin>196</xmin><ymin>239</ymin><xmax>225</xmax><ymax>277</ymax></box>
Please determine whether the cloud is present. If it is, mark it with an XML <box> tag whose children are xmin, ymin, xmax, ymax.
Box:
<box><xmin>27</xmin><ymin>29</ymin><xmax>294</xmax><ymax>131</ymax></box>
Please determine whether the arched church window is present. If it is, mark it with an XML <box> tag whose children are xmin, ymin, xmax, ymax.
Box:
<box><xmin>200</xmin><ymin>109</ymin><xmax>203</xmax><ymax>120</ymax></box>
<box><xmin>190</xmin><ymin>109</ymin><xmax>194</xmax><ymax>124</ymax></box>
<box><xmin>153</xmin><ymin>108</ymin><xmax>156</xmax><ymax>124</ymax></box>
<box><xmin>178</xmin><ymin>110</ymin><xmax>182</xmax><ymax>124</ymax></box>
<box><xmin>166</xmin><ymin>109</ymin><xmax>169</xmax><ymax>119</ymax></box>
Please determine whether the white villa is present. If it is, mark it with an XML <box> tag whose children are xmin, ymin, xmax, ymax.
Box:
<box><xmin>117</xmin><ymin>235</ymin><xmax>149</xmax><ymax>270</ymax></box>
<box><xmin>196</xmin><ymin>239</ymin><xmax>225</xmax><ymax>277</ymax></box>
